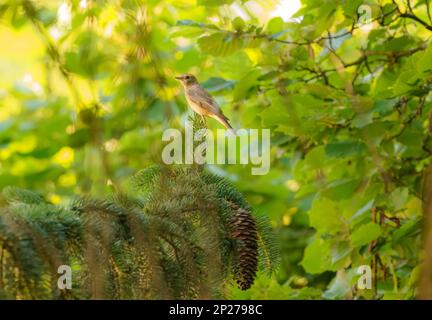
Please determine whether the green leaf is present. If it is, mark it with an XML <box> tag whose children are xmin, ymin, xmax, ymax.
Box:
<box><xmin>290</xmin><ymin>46</ymin><xmax>309</xmax><ymax>60</ymax></box>
<box><xmin>301</xmin><ymin>237</ymin><xmax>331</xmax><ymax>274</ymax></box>
<box><xmin>417</xmin><ymin>42</ymin><xmax>432</xmax><ymax>75</ymax></box>
<box><xmin>259</xmin><ymin>95</ymin><xmax>293</xmax><ymax>127</ymax></box>
<box><xmin>266</xmin><ymin>17</ymin><xmax>284</xmax><ymax>35</ymax></box>
<box><xmin>330</xmin><ymin>240</ymin><xmax>352</xmax><ymax>269</ymax></box>
<box><xmin>170</xmin><ymin>26</ymin><xmax>205</xmax><ymax>38</ymax></box>
<box><xmin>351</xmin><ymin>222</ymin><xmax>382</xmax><ymax>247</ymax></box>
<box><xmin>351</xmin><ymin>112</ymin><xmax>373</xmax><ymax>128</ymax></box>
<box><xmin>388</xmin><ymin>187</ymin><xmax>409</xmax><ymax>211</ymax></box>
<box><xmin>374</xmin><ymin>69</ymin><xmax>397</xmax><ymax>98</ymax></box>
<box><xmin>198</xmin><ymin>33</ymin><xmax>244</xmax><ymax>56</ymax></box>
<box><xmin>325</xmin><ymin>141</ymin><xmax>367</xmax><ymax>158</ymax></box>
<box><xmin>397</xmin><ymin>125</ymin><xmax>425</xmax><ymax>157</ymax></box>
<box><xmin>376</xmin><ymin>35</ymin><xmax>416</xmax><ymax>52</ymax></box>
<box><xmin>373</xmin><ymin>99</ymin><xmax>396</xmax><ymax>116</ymax></box>
<box><xmin>233</xmin><ymin>70</ymin><xmax>260</xmax><ymax>101</ymax></box>
<box><xmin>393</xmin><ymin>70</ymin><xmax>419</xmax><ymax>96</ymax></box>
<box><xmin>68</xmin><ymin>128</ymin><xmax>90</xmax><ymax>148</ymax></box>
<box><xmin>393</xmin><ymin>218</ymin><xmax>422</xmax><ymax>242</ymax></box>
<box><xmin>321</xmin><ymin>179</ymin><xmax>360</xmax><ymax>200</ymax></box>
<box><xmin>232</xmin><ymin>17</ymin><xmax>245</xmax><ymax>31</ymax></box>
<box><xmin>309</xmin><ymin>197</ymin><xmax>346</xmax><ymax>235</ymax></box>
<box><xmin>303</xmin><ymin>146</ymin><xmax>326</xmax><ymax>170</ymax></box>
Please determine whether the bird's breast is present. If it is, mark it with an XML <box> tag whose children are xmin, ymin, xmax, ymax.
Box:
<box><xmin>185</xmin><ymin>94</ymin><xmax>208</xmax><ymax>115</ymax></box>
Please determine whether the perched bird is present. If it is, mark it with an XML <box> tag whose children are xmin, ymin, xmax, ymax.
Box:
<box><xmin>175</xmin><ymin>74</ymin><xmax>235</xmax><ymax>134</ymax></box>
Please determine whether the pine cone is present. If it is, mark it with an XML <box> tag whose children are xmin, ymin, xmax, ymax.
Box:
<box><xmin>226</xmin><ymin>201</ymin><xmax>258</xmax><ymax>290</ymax></box>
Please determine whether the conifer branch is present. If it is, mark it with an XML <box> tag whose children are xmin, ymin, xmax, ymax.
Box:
<box><xmin>0</xmin><ymin>166</ymin><xmax>278</xmax><ymax>298</ymax></box>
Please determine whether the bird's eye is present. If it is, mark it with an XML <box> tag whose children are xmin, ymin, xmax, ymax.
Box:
<box><xmin>185</xmin><ymin>76</ymin><xmax>190</xmax><ymax>79</ymax></box>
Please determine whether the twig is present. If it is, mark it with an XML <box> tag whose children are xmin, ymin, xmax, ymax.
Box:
<box><xmin>388</xmin><ymin>96</ymin><xmax>426</xmax><ymax>140</ymax></box>
<box><xmin>399</xmin><ymin>12</ymin><xmax>432</xmax><ymax>31</ymax></box>
<box><xmin>393</xmin><ymin>0</ymin><xmax>432</xmax><ymax>31</ymax></box>
<box><xmin>427</xmin><ymin>0</ymin><xmax>432</xmax><ymax>23</ymax></box>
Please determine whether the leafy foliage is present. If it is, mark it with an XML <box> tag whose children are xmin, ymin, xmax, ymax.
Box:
<box><xmin>0</xmin><ymin>0</ymin><xmax>431</xmax><ymax>299</ymax></box>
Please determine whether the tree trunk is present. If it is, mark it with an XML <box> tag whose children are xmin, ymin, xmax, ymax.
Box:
<box><xmin>418</xmin><ymin>163</ymin><xmax>432</xmax><ymax>299</ymax></box>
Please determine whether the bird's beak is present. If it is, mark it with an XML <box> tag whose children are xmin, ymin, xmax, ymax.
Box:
<box><xmin>175</xmin><ymin>76</ymin><xmax>183</xmax><ymax>80</ymax></box>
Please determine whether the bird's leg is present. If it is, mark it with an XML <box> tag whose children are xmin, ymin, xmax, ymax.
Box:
<box><xmin>200</xmin><ymin>115</ymin><xmax>206</xmax><ymax>125</ymax></box>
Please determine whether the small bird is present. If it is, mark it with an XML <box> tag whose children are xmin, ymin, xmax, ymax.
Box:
<box><xmin>175</xmin><ymin>74</ymin><xmax>235</xmax><ymax>133</ymax></box>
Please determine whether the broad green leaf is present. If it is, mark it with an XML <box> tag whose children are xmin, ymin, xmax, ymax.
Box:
<box><xmin>330</xmin><ymin>240</ymin><xmax>352</xmax><ymax>269</ymax></box>
<box><xmin>417</xmin><ymin>41</ymin><xmax>432</xmax><ymax>75</ymax></box>
<box><xmin>232</xmin><ymin>17</ymin><xmax>245</xmax><ymax>31</ymax></box>
<box><xmin>393</xmin><ymin>218</ymin><xmax>422</xmax><ymax>242</ymax></box>
<box><xmin>321</xmin><ymin>179</ymin><xmax>360</xmax><ymax>200</ymax></box>
<box><xmin>198</xmin><ymin>33</ymin><xmax>244</xmax><ymax>56</ymax></box>
<box><xmin>304</xmin><ymin>146</ymin><xmax>326</xmax><ymax>170</ymax></box>
<box><xmin>309</xmin><ymin>197</ymin><xmax>346</xmax><ymax>235</ymax></box>
<box><xmin>301</xmin><ymin>237</ymin><xmax>331</xmax><ymax>274</ymax></box>
<box><xmin>373</xmin><ymin>99</ymin><xmax>396</xmax><ymax>116</ymax></box>
<box><xmin>170</xmin><ymin>26</ymin><xmax>205</xmax><ymax>38</ymax></box>
<box><xmin>374</xmin><ymin>69</ymin><xmax>397</xmax><ymax>98</ymax></box>
<box><xmin>393</xmin><ymin>70</ymin><xmax>420</xmax><ymax>96</ymax></box>
<box><xmin>397</xmin><ymin>125</ymin><xmax>425</xmax><ymax>157</ymax></box>
<box><xmin>375</xmin><ymin>35</ymin><xmax>416</xmax><ymax>52</ymax></box>
<box><xmin>388</xmin><ymin>187</ymin><xmax>409</xmax><ymax>211</ymax></box>
<box><xmin>266</xmin><ymin>17</ymin><xmax>284</xmax><ymax>35</ymax></box>
<box><xmin>325</xmin><ymin>141</ymin><xmax>366</xmax><ymax>158</ymax></box>
<box><xmin>351</xmin><ymin>222</ymin><xmax>382</xmax><ymax>247</ymax></box>
<box><xmin>351</xmin><ymin>112</ymin><xmax>373</xmax><ymax>128</ymax></box>
<box><xmin>233</xmin><ymin>70</ymin><xmax>260</xmax><ymax>101</ymax></box>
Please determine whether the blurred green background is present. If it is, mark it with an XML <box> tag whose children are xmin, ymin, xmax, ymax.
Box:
<box><xmin>1</xmin><ymin>0</ymin><xmax>431</xmax><ymax>299</ymax></box>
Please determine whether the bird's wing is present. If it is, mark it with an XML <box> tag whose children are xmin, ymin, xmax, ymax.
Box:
<box><xmin>186</xmin><ymin>85</ymin><xmax>221</xmax><ymax>115</ymax></box>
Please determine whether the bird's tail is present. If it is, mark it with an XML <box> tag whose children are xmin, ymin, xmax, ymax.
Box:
<box><xmin>211</xmin><ymin>113</ymin><xmax>236</xmax><ymax>136</ymax></box>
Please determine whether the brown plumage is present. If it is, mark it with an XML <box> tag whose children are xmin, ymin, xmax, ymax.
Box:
<box><xmin>175</xmin><ymin>74</ymin><xmax>235</xmax><ymax>133</ymax></box>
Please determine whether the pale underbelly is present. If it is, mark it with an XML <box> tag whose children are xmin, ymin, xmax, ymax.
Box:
<box><xmin>186</xmin><ymin>97</ymin><xmax>210</xmax><ymax>116</ymax></box>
